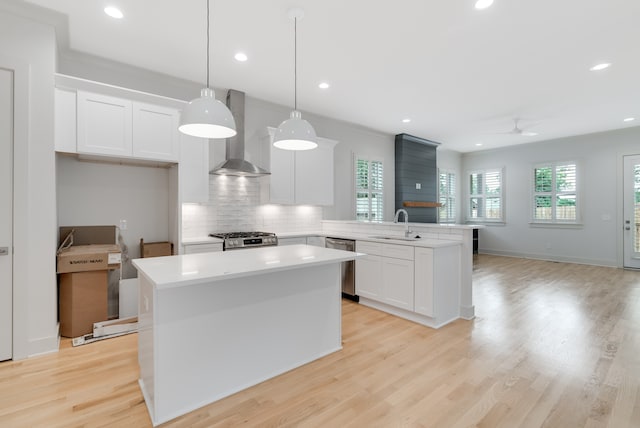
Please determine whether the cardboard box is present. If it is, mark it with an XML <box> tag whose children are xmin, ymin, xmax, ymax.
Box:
<box><xmin>59</xmin><ymin>270</ymin><xmax>108</xmax><ymax>337</ymax></box>
<box><xmin>57</xmin><ymin>244</ymin><xmax>122</xmax><ymax>274</ymax></box>
<box><xmin>140</xmin><ymin>239</ymin><xmax>173</xmax><ymax>258</ymax></box>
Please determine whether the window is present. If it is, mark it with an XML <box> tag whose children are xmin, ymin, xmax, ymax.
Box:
<box><xmin>438</xmin><ymin>169</ymin><xmax>456</xmax><ymax>223</ymax></box>
<box><xmin>355</xmin><ymin>157</ymin><xmax>384</xmax><ymax>221</ymax></box>
<box><xmin>532</xmin><ymin>162</ymin><xmax>578</xmax><ymax>223</ymax></box>
<box><xmin>467</xmin><ymin>168</ymin><xmax>503</xmax><ymax>222</ymax></box>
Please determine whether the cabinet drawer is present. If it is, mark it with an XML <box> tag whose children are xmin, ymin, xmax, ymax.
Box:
<box><xmin>183</xmin><ymin>243</ymin><xmax>223</xmax><ymax>254</ymax></box>
<box><xmin>356</xmin><ymin>240</ymin><xmax>383</xmax><ymax>256</ymax></box>
<box><xmin>382</xmin><ymin>243</ymin><xmax>414</xmax><ymax>261</ymax></box>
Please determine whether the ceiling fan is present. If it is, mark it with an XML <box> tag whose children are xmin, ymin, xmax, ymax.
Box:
<box><xmin>499</xmin><ymin>118</ymin><xmax>539</xmax><ymax>137</ymax></box>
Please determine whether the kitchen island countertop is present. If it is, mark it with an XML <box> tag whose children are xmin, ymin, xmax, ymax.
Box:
<box><xmin>133</xmin><ymin>244</ymin><xmax>360</xmax><ymax>290</ymax></box>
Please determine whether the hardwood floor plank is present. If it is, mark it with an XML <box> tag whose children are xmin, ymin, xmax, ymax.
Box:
<box><xmin>1</xmin><ymin>254</ymin><xmax>639</xmax><ymax>427</ymax></box>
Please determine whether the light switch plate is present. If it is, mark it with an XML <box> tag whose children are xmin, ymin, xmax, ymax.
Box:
<box><xmin>416</xmin><ymin>183</ymin><xmax>421</xmax><ymax>190</ymax></box>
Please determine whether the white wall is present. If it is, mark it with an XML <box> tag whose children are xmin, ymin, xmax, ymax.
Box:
<box><xmin>56</xmin><ymin>155</ymin><xmax>171</xmax><ymax>278</ymax></box>
<box><xmin>0</xmin><ymin>5</ymin><xmax>58</xmax><ymax>358</ymax></box>
<box><xmin>462</xmin><ymin>126</ymin><xmax>640</xmax><ymax>267</ymax></box>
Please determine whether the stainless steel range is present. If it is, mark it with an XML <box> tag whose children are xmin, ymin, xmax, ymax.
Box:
<box><xmin>208</xmin><ymin>231</ymin><xmax>278</xmax><ymax>250</ymax></box>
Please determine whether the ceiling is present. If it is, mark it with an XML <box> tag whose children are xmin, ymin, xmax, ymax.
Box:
<box><xmin>21</xmin><ymin>0</ymin><xmax>640</xmax><ymax>152</ymax></box>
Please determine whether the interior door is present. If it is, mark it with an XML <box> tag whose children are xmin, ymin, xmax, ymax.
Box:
<box><xmin>0</xmin><ymin>67</ymin><xmax>13</xmax><ymax>361</ymax></box>
<box><xmin>623</xmin><ymin>155</ymin><xmax>640</xmax><ymax>269</ymax></box>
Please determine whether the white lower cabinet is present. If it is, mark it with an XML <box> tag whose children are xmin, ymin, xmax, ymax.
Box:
<box><xmin>356</xmin><ymin>240</ymin><xmax>461</xmax><ymax>328</ymax></box>
<box><xmin>356</xmin><ymin>241</ymin><xmax>413</xmax><ymax>309</ymax></box>
<box><xmin>414</xmin><ymin>245</ymin><xmax>461</xmax><ymax>324</ymax></box>
<box><xmin>355</xmin><ymin>254</ymin><xmax>382</xmax><ymax>299</ymax></box>
<box><xmin>306</xmin><ymin>236</ymin><xmax>326</xmax><ymax>247</ymax></box>
<box><xmin>381</xmin><ymin>257</ymin><xmax>414</xmax><ymax>310</ymax></box>
<box><xmin>414</xmin><ymin>248</ymin><xmax>435</xmax><ymax>317</ymax></box>
<box><xmin>182</xmin><ymin>243</ymin><xmax>223</xmax><ymax>254</ymax></box>
<box><xmin>278</xmin><ymin>237</ymin><xmax>307</xmax><ymax>246</ymax></box>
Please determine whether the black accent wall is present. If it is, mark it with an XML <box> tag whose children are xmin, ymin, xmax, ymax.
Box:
<box><xmin>395</xmin><ymin>133</ymin><xmax>440</xmax><ymax>223</ymax></box>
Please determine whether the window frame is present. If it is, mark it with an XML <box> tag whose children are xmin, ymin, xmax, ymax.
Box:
<box><xmin>530</xmin><ymin>160</ymin><xmax>580</xmax><ymax>225</ymax></box>
<box><xmin>354</xmin><ymin>155</ymin><xmax>384</xmax><ymax>222</ymax></box>
<box><xmin>466</xmin><ymin>167</ymin><xmax>505</xmax><ymax>223</ymax></box>
<box><xmin>438</xmin><ymin>168</ymin><xmax>457</xmax><ymax>223</ymax></box>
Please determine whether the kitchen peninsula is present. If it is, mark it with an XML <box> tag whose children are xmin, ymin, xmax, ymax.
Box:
<box><xmin>132</xmin><ymin>245</ymin><xmax>359</xmax><ymax>426</ymax></box>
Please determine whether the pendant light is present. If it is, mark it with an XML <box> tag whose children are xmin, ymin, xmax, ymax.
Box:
<box><xmin>179</xmin><ymin>0</ymin><xmax>237</xmax><ymax>139</ymax></box>
<box><xmin>273</xmin><ymin>8</ymin><xmax>317</xmax><ymax>151</ymax></box>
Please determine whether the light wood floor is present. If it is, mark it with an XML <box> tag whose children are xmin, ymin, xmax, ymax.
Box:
<box><xmin>1</xmin><ymin>254</ymin><xmax>639</xmax><ymax>427</ymax></box>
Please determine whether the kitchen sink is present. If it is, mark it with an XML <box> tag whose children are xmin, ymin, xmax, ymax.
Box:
<box><xmin>368</xmin><ymin>235</ymin><xmax>421</xmax><ymax>241</ymax></box>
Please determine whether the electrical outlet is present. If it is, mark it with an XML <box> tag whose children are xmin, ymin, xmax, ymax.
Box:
<box><xmin>120</xmin><ymin>219</ymin><xmax>127</xmax><ymax>230</ymax></box>
<box><xmin>416</xmin><ymin>183</ymin><xmax>421</xmax><ymax>190</ymax></box>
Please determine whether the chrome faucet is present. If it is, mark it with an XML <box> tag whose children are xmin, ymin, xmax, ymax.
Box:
<box><xmin>394</xmin><ymin>209</ymin><xmax>412</xmax><ymax>237</ymax></box>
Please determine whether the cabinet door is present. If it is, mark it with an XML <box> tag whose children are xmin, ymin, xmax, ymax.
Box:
<box><xmin>306</xmin><ymin>236</ymin><xmax>326</xmax><ymax>247</ymax></box>
<box><xmin>179</xmin><ymin>134</ymin><xmax>209</xmax><ymax>203</ymax></box>
<box><xmin>278</xmin><ymin>237</ymin><xmax>307</xmax><ymax>246</ymax></box>
<box><xmin>269</xmin><ymin>144</ymin><xmax>295</xmax><ymax>204</ymax></box>
<box><xmin>294</xmin><ymin>138</ymin><xmax>336</xmax><ymax>205</ymax></box>
<box><xmin>382</xmin><ymin>258</ymin><xmax>414</xmax><ymax>310</ymax></box>
<box><xmin>414</xmin><ymin>247</ymin><xmax>434</xmax><ymax>317</ymax></box>
<box><xmin>54</xmin><ymin>88</ymin><xmax>77</xmax><ymax>153</ymax></box>
<box><xmin>132</xmin><ymin>102</ymin><xmax>180</xmax><ymax>161</ymax></box>
<box><xmin>355</xmin><ymin>254</ymin><xmax>382</xmax><ymax>299</ymax></box>
<box><xmin>77</xmin><ymin>91</ymin><xmax>132</xmax><ymax>156</ymax></box>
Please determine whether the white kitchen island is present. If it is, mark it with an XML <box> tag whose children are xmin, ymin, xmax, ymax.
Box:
<box><xmin>132</xmin><ymin>245</ymin><xmax>359</xmax><ymax>426</ymax></box>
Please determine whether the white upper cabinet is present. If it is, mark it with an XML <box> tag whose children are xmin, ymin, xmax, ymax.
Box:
<box><xmin>179</xmin><ymin>134</ymin><xmax>209</xmax><ymax>203</ymax></box>
<box><xmin>72</xmin><ymin>90</ymin><xmax>180</xmax><ymax>162</ymax></box>
<box><xmin>132</xmin><ymin>102</ymin><xmax>180</xmax><ymax>161</ymax></box>
<box><xmin>54</xmin><ymin>88</ymin><xmax>77</xmax><ymax>153</ymax></box>
<box><xmin>269</xmin><ymin>145</ymin><xmax>295</xmax><ymax>204</ymax></box>
<box><xmin>77</xmin><ymin>91</ymin><xmax>132</xmax><ymax>157</ymax></box>
<box><xmin>265</xmin><ymin>127</ymin><xmax>337</xmax><ymax>206</ymax></box>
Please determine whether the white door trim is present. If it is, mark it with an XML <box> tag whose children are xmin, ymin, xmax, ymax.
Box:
<box><xmin>623</xmin><ymin>154</ymin><xmax>640</xmax><ymax>269</ymax></box>
<box><xmin>0</xmin><ymin>54</ymin><xmax>29</xmax><ymax>360</ymax></box>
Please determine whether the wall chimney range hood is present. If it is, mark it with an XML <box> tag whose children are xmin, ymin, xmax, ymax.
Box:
<box><xmin>210</xmin><ymin>90</ymin><xmax>270</xmax><ymax>177</ymax></box>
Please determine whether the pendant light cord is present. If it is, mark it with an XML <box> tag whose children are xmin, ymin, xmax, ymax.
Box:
<box><xmin>294</xmin><ymin>17</ymin><xmax>297</xmax><ymax>110</ymax></box>
<box><xmin>206</xmin><ymin>0</ymin><xmax>210</xmax><ymax>89</ymax></box>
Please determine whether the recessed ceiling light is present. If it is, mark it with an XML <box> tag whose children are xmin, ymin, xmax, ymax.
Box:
<box><xmin>104</xmin><ymin>6</ymin><xmax>123</xmax><ymax>19</ymax></box>
<box><xmin>475</xmin><ymin>0</ymin><xmax>494</xmax><ymax>10</ymax></box>
<box><xmin>623</xmin><ymin>117</ymin><xmax>635</xmax><ymax>122</ymax></box>
<box><xmin>590</xmin><ymin>63</ymin><xmax>611</xmax><ymax>71</ymax></box>
<box><xmin>234</xmin><ymin>52</ymin><xmax>248</xmax><ymax>62</ymax></box>
<box><xmin>475</xmin><ymin>142</ymin><xmax>483</xmax><ymax>146</ymax></box>
<box><xmin>402</xmin><ymin>118</ymin><xmax>411</xmax><ymax>123</ymax></box>
<box><xmin>318</xmin><ymin>82</ymin><xmax>330</xmax><ymax>89</ymax></box>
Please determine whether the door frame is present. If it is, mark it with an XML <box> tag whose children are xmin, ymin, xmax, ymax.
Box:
<box><xmin>621</xmin><ymin>153</ymin><xmax>640</xmax><ymax>268</ymax></box>
<box><xmin>0</xmin><ymin>54</ymin><xmax>29</xmax><ymax>360</ymax></box>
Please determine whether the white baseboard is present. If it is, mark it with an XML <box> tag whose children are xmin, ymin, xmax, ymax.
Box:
<box><xmin>460</xmin><ymin>305</ymin><xmax>475</xmax><ymax>320</ymax></box>
<box><xmin>479</xmin><ymin>249</ymin><xmax>617</xmax><ymax>268</ymax></box>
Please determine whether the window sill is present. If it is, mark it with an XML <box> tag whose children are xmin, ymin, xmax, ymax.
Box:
<box><xmin>465</xmin><ymin>220</ymin><xmax>505</xmax><ymax>226</ymax></box>
<box><xmin>529</xmin><ymin>222</ymin><xmax>583</xmax><ymax>229</ymax></box>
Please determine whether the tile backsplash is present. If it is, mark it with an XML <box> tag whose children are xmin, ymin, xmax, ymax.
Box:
<box><xmin>181</xmin><ymin>175</ymin><xmax>323</xmax><ymax>239</ymax></box>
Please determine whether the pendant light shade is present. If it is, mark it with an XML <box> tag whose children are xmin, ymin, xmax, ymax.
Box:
<box><xmin>179</xmin><ymin>88</ymin><xmax>236</xmax><ymax>139</ymax></box>
<box><xmin>273</xmin><ymin>110</ymin><xmax>317</xmax><ymax>150</ymax></box>
<box><xmin>274</xmin><ymin>8</ymin><xmax>317</xmax><ymax>151</ymax></box>
<box><xmin>179</xmin><ymin>0</ymin><xmax>237</xmax><ymax>139</ymax></box>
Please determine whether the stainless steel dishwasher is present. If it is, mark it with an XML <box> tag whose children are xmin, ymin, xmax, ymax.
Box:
<box><xmin>325</xmin><ymin>237</ymin><xmax>358</xmax><ymax>301</ymax></box>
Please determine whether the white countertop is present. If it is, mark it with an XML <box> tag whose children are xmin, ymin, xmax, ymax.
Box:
<box><xmin>133</xmin><ymin>245</ymin><xmax>361</xmax><ymax>289</ymax></box>
<box><xmin>326</xmin><ymin>234</ymin><xmax>462</xmax><ymax>248</ymax></box>
<box><xmin>322</xmin><ymin>220</ymin><xmax>485</xmax><ymax>229</ymax></box>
